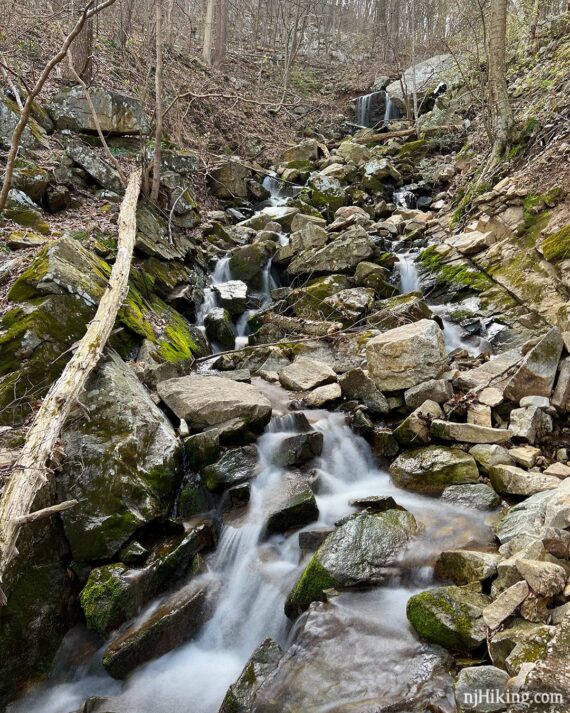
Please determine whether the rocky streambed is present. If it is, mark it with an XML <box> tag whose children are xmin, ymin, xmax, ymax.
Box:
<box><xmin>2</xmin><ymin>85</ymin><xmax>570</xmax><ymax>713</ymax></box>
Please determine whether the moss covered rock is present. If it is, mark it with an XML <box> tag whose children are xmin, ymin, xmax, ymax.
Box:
<box><xmin>389</xmin><ymin>446</ymin><xmax>479</xmax><ymax>495</ymax></box>
<box><xmin>308</xmin><ymin>173</ymin><xmax>347</xmax><ymax>216</ymax></box>
<box><xmin>5</xmin><ymin>189</ymin><xmax>49</xmax><ymax>233</ymax></box>
<box><xmin>406</xmin><ymin>585</ymin><xmax>490</xmax><ymax>653</ymax></box>
<box><xmin>12</xmin><ymin>161</ymin><xmax>49</xmax><ymax>203</ymax></box>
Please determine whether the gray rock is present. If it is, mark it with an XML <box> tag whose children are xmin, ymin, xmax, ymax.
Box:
<box><xmin>552</xmin><ymin>356</ymin><xmax>570</xmax><ymax>412</ymax></box>
<box><xmin>490</xmin><ymin>464</ymin><xmax>559</xmax><ymax>497</ymax></box>
<box><xmin>404</xmin><ymin>379</ymin><xmax>453</xmax><ymax>409</ymax></box>
<box><xmin>469</xmin><ymin>444</ymin><xmax>513</xmax><ymax>474</ymax></box>
<box><xmin>504</xmin><ymin>328</ymin><xmax>563</xmax><ymax>402</ymax></box>
<box><xmin>279</xmin><ymin>357</ymin><xmax>337</xmax><ymax>391</ymax></box>
<box><xmin>205</xmin><ymin>308</ymin><xmax>236</xmax><ymax>350</ymax></box>
<box><xmin>275</xmin><ymin>432</ymin><xmax>323</xmax><ymax>466</ymax></box>
<box><xmin>431</xmin><ymin>420</ymin><xmax>512</xmax><ymax>444</ymax></box>
<box><xmin>202</xmin><ymin>445</ymin><xmax>258</xmax><ymax>492</ymax></box>
<box><xmin>509</xmin><ymin>405</ymin><xmax>553</xmax><ymax>444</ymax></box>
<box><xmin>338</xmin><ymin>368</ymin><xmax>389</xmax><ymax>414</ymax></box>
<box><xmin>5</xmin><ymin>189</ymin><xmax>49</xmax><ymax>233</ymax></box>
<box><xmin>303</xmin><ymin>382</ymin><xmax>342</xmax><ymax>407</ymax></box>
<box><xmin>482</xmin><ymin>581</ymin><xmax>529</xmax><ymax>629</ymax></box>
<box><xmin>515</xmin><ymin>559</ymin><xmax>566</xmax><ymax>597</ymax></box>
<box><xmin>509</xmin><ymin>445</ymin><xmax>541</xmax><ymax>469</ymax></box>
<box><xmin>366</xmin><ymin>319</ymin><xmax>447</xmax><ymax>391</ymax></box>
<box><xmin>67</xmin><ymin>141</ymin><xmax>123</xmax><ymax>194</ymax></box>
<box><xmin>287</xmin><ymin>226</ymin><xmax>375</xmax><ymax>276</ymax></box>
<box><xmin>386</xmin><ymin>54</ymin><xmax>455</xmax><ymax>112</ymax></box>
<box><xmin>323</xmin><ymin>287</ymin><xmax>375</xmax><ymax>324</ymax></box>
<box><xmin>1</xmin><ymin>96</ymin><xmax>48</xmax><ymax>149</ymax></box>
<box><xmin>58</xmin><ymin>353</ymin><xmax>181</xmax><ymax>562</ymax></box>
<box><xmin>441</xmin><ymin>484</ymin><xmax>502</xmax><ymax>510</ymax></box>
<box><xmin>394</xmin><ymin>400</ymin><xmax>443</xmax><ymax>446</ymax></box>
<box><xmin>434</xmin><ymin>550</ymin><xmax>502</xmax><ymax>585</ymax></box>
<box><xmin>265</xmin><ymin>472</ymin><xmax>319</xmax><ymax>536</ymax></box>
<box><xmin>454</xmin><ymin>348</ymin><xmax>523</xmax><ymax>392</ymax></box>
<box><xmin>389</xmin><ymin>446</ymin><xmax>479</xmax><ymax>494</ymax></box>
<box><xmin>158</xmin><ymin>375</ymin><xmax>271</xmax><ymax>431</ymax></box>
<box><xmin>489</xmin><ymin>620</ymin><xmax>556</xmax><ymax>670</ymax></box>
<box><xmin>454</xmin><ymin>665</ymin><xmax>509</xmax><ymax>713</ymax></box>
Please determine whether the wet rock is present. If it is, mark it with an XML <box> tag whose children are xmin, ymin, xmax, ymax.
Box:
<box><xmin>238</xmin><ymin>206</ymin><xmax>299</xmax><ymax>231</ymax></box>
<box><xmin>366</xmin><ymin>319</ymin><xmax>447</xmax><ymax>391</ymax></box>
<box><xmin>406</xmin><ymin>584</ymin><xmax>490</xmax><ymax>653</ymax></box>
<box><xmin>229</xmin><ymin>242</ymin><xmax>273</xmax><ymax>286</ymax></box>
<box><xmin>102</xmin><ymin>580</ymin><xmax>215</xmax><ymax>679</ymax></box>
<box><xmin>441</xmin><ymin>483</ymin><xmax>502</xmax><ymax>510</ymax></box>
<box><xmin>275</xmin><ymin>432</ymin><xmax>323</xmax><ymax>466</ymax></box>
<box><xmin>404</xmin><ymin>379</ymin><xmax>453</xmax><ymax>410</ymax></box>
<box><xmin>285</xmin><ymin>510</ymin><xmax>418</xmax><ymax>617</ymax></box>
<box><xmin>469</xmin><ymin>444</ymin><xmax>513</xmax><ymax>474</ymax></box>
<box><xmin>205</xmin><ymin>308</ymin><xmax>236</xmax><ymax>350</ymax></box>
<box><xmin>489</xmin><ymin>464</ymin><xmax>559</xmax><ymax>497</ymax></box>
<box><xmin>219</xmin><ymin>637</ymin><xmax>283</xmax><ymax>713</ymax></box>
<box><xmin>303</xmin><ymin>382</ymin><xmax>342</xmax><ymax>407</ymax></box>
<box><xmin>482</xmin><ymin>581</ymin><xmax>530</xmax><ymax>630</ymax></box>
<box><xmin>58</xmin><ymin>353</ymin><xmax>181</xmax><ymax>562</ymax></box>
<box><xmin>47</xmin><ymin>86</ymin><xmax>149</xmax><ymax>134</ymax></box>
<box><xmin>394</xmin><ymin>400</ymin><xmax>443</xmax><ymax>446</ymax></box>
<box><xmin>202</xmin><ymin>445</ymin><xmax>258</xmax><ymax>492</ymax></box>
<box><xmin>370</xmin><ymin>427</ymin><xmax>400</xmax><ymax>457</ymax></box>
<box><xmin>67</xmin><ymin>141</ymin><xmax>123</xmax><ymax>194</ymax></box>
<box><xmin>367</xmin><ymin>292</ymin><xmax>433</xmax><ymax>330</ymax></box>
<box><xmin>434</xmin><ymin>550</ymin><xmax>501</xmax><ymax>585</ymax></box>
<box><xmin>552</xmin><ymin>356</ymin><xmax>570</xmax><ymax>412</ymax></box>
<box><xmin>308</xmin><ymin>173</ymin><xmax>347</xmax><ymax>215</ymax></box>
<box><xmin>265</xmin><ymin>477</ymin><xmax>319</xmax><ymax>535</ymax></box>
<box><xmin>504</xmin><ymin>328</ymin><xmax>563</xmax><ymax>402</ymax></box>
<box><xmin>354</xmin><ymin>260</ymin><xmax>391</xmax><ymax>292</ymax></box>
<box><xmin>431</xmin><ymin>420</ymin><xmax>512</xmax><ymax>445</ymax></box>
<box><xmin>279</xmin><ymin>357</ymin><xmax>337</xmax><ymax>392</ymax></box>
<box><xmin>389</xmin><ymin>446</ymin><xmax>479</xmax><ymax>495</ymax></box>
<box><xmin>157</xmin><ymin>375</ymin><xmax>272</xmax><ymax>431</ymax></box>
<box><xmin>349</xmin><ymin>495</ymin><xmax>403</xmax><ymax>513</ymax></box>
<box><xmin>287</xmin><ymin>226</ymin><xmax>375</xmax><ymax>276</ymax></box>
<box><xmin>287</xmin><ymin>274</ymin><xmax>352</xmax><ymax>320</ymax></box>
<box><xmin>454</xmin><ymin>665</ymin><xmax>509</xmax><ymax>713</ymax></box>
<box><xmin>338</xmin><ymin>368</ymin><xmax>389</xmax><ymax>414</ymax></box>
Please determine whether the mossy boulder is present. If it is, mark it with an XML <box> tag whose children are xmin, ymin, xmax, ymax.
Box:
<box><xmin>12</xmin><ymin>161</ymin><xmax>49</xmax><ymax>202</ymax></box>
<box><xmin>367</xmin><ymin>291</ymin><xmax>433</xmax><ymax>330</ymax></box>
<box><xmin>434</xmin><ymin>550</ymin><xmax>501</xmax><ymax>585</ymax></box>
<box><xmin>67</xmin><ymin>141</ymin><xmax>124</xmax><ymax>194</ymax></box>
<box><xmin>135</xmin><ymin>202</ymin><xmax>194</xmax><ymax>261</ymax></box>
<box><xmin>287</xmin><ymin>226</ymin><xmax>375</xmax><ymax>277</ymax></box>
<box><xmin>389</xmin><ymin>446</ymin><xmax>479</xmax><ymax>495</ymax></box>
<box><xmin>406</xmin><ymin>585</ymin><xmax>490</xmax><ymax>653</ymax></box>
<box><xmin>229</xmin><ymin>242</ymin><xmax>274</xmax><ymax>286</ymax></box>
<box><xmin>5</xmin><ymin>189</ymin><xmax>49</xmax><ymax>233</ymax></box>
<box><xmin>202</xmin><ymin>445</ymin><xmax>258</xmax><ymax>492</ymax></box>
<box><xmin>542</xmin><ymin>225</ymin><xmax>570</xmax><ymax>264</ymax></box>
<box><xmin>285</xmin><ymin>510</ymin><xmax>418</xmax><ymax>618</ymax></box>
<box><xmin>208</xmin><ymin>160</ymin><xmax>251</xmax><ymax>199</ymax></box>
<box><xmin>0</xmin><ymin>95</ymin><xmax>48</xmax><ymax>149</ymax></box>
<box><xmin>287</xmin><ymin>274</ymin><xmax>351</xmax><ymax>320</ymax></box>
<box><xmin>308</xmin><ymin>173</ymin><xmax>347</xmax><ymax>216</ymax></box>
<box><xmin>57</xmin><ymin>352</ymin><xmax>181</xmax><ymax>562</ymax></box>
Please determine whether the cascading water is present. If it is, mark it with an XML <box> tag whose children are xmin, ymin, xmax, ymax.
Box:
<box><xmin>383</xmin><ymin>93</ymin><xmax>398</xmax><ymax>125</ymax></box>
<box><xmin>234</xmin><ymin>258</ymin><xmax>279</xmax><ymax>349</ymax></box>
<box><xmin>13</xmin><ymin>390</ymin><xmax>492</xmax><ymax>713</ymax></box>
<box><xmin>195</xmin><ymin>256</ymin><xmax>232</xmax><ymax>329</ymax></box>
<box><xmin>355</xmin><ymin>93</ymin><xmax>373</xmax><ymax>127</ymax></box>
<box><xmin>261</xmin><ymin>174</ymin><xmax>300</xmax><ymax>208</ymax></box>
<box><xmin>398</xmin><ymin>252</ymin><xmax>421</xmax><ymax>294</ymax></box>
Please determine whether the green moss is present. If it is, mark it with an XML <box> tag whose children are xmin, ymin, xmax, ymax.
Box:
<box><xmin>397</xmin><ymin>139</ymin><xmax>430</xmax><ymax>159</ymax></box>
<box><xmin>542</xmin><ymin>225</ymin><xmax>570</xmax><ymax>263</ymax></box>
<box><xmin>79</xmin><ymin>564</ymin><xmax>129</xmax><ymax>636</ymax></box>
<box><xmin>285</xmin><ymin>555</ymin><xmax>337</xmax><ymax>618</ymax></box>
<box><xmin>418</xmin><ymin>246</ymin><xmax>492</xmax><ymax>292</ymax></box>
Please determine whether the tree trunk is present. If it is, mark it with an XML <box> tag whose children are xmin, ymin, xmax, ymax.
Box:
<box><xmin>0</xmin><ymin>168</ymin><xmax>142</xmax><ymax>606</ymax></box>
<box><xmin>151</xmin><ymin>0</ymin><xmax>163</xmax><ymax>203</ymax></box>
<box><xmin>487</xmin><ymin>0</ymin><xmax>512</xmax><ymax>156</ymax></box>
<box><xmin>65</xmin><ymin>3</ymin><xmax>94</xmax><ymax>83</ymax></box>
<box><xmin>213</xmin><ymin>0</ymin><xmax>227</xmax><ymax>67</ymax></box>
<box><xmin>203</xmin><ymin>0</ymin><xmax>215</xmax><ymax>64</ymax></box>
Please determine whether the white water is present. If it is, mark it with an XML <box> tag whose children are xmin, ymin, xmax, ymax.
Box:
<box><xmin>13</xmin><ymin>391</ymin><xmax>492</xmax><ymax>713</ymax></box>
<box><xmin>261</xmin><ymin>174</ymin><xmax>300</xmax><ymax>208</ymax></box>
<box><xmin>398</xmin><ymin>252</ymin><xmax>421</xmax><ymax>294</ymax></box>
<box><xmin>195</xmin><ymin>256</ymin><xmax>233</xmax><ymax>328</ymax></box>
<box><xmin>355</xmin><ymin>93</ymin><xmax>374</xmax><ymax>127</ymax></box>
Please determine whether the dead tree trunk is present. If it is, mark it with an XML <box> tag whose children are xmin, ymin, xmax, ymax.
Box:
<box><xmin>0</xmin><ymin>168</ymin><xmax>142</xmax><ymax>606</ymax></box>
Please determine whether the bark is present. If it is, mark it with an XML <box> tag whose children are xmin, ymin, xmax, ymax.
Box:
<box><xmin>151</xmin><ymin>0</ymin><xmax>164</xmax><ymax>203</ymax></box>
<box><xmin>0</xmin><ymin>168</ymin><xmax>142</xmax><ymax>606</ymax></box>
<box><xmin>203</xmin><ymin>0</ymin><xmax>215</xmax><ymax>64</ymax></box>
<box><xmin>213</xmin><ymin>0</ymin><xmax>227</xmax><ymax>67</ymax></box>
<box><xmin>65</xmin><ymin>3</ymin><xmax>94</xmax><ymax>83</ymax></box>
<box><xmin>0</xmin><ymin>0</ymin><xmax>118</xmax><ymax>214</ymax></box>
<box><xmin>487</xmin><ymin>0</ymin><xmax>513</xmax><ymax>156</ymax></box>
<box><xmin>353</xmin><ymin>124</ymin><xmax>463</xmax><ymax>144</ymax></box>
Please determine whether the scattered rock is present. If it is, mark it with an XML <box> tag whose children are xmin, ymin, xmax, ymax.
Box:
<box><xmin>390</xmin><ymin>446</ymin><xmax>479</xmax><ymax>494</ymax></box>
<box><xmin>303</xmin><ymin>382</ymin><xmax>342</xmax><ymax>407</ymax></box>
<box><xmin>504</xmin><ymin>328</ymin><xmax>563</xmax><ymax>402</ymax></box>
<box><xmin>454</xmin><ymin>665</ymin><xmax>509</xmax><ymax>713</ymax></box>
<box><xmin>202</xmin><ymin>445</ymin><xmax>258</xmax><ymax>492</ymax></box>
<box><xmin>431</xmin><ymin>420</ymin><xmax>512</xmax><ymax>445</ymax></box>
<box><xmin>441</xmin><ymin>483</ymin><xmax>502</xmax><ymax>510</ymax></box>
<box><xmin>279</xmin><ymin>357</ymin><xmax>337</xmax><ymax>392</ymax></box>
<box><xmin>404</xmin><ymin>379</ymin><xmax>453</xmax><ymax>409</ymax></box>
<box><xmin>482</xmin><ymin>581</ymin><xmax>530</xmax><ymax>629</ymax></box>
<box><xmin>469</xmin><ymin>444</ymin><xmax>513</xmax><ymax>474</ymax></box>
<box><xmin>434</xmin><ymin>550</ymin><xmax>501</xmax><ymax>585</ymax></box>
<box><xmin>338</xmin><ymin>368</ymin><xmax>389</xmax><ymax>414</ymax></box>
<box><xmin>489</xmin><ymin>464</ymin><xmax>560</xmax><ymax>497</ymax></box>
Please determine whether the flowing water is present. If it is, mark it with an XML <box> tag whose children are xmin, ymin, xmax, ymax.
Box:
<box><xmin>13</xmin><ymin>380</ymin><xmax>493</xmax><ymax>713</ymax></box>
<box><xmin>355</xmin><ymin>93</ymin><xmax>373</xmax><ymax>127</ymax></box>
<box><xmin>195</xmin><ymin>256</ymin><xmax>233</xmax><ymax>330</ymax></box>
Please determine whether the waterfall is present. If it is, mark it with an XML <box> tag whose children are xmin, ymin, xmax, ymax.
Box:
<box><xmin>384</xmin><ymin>93</ymin><xmax>396</xmax><ymax>125</ymax></box>
<box><xmin>234</xmin><ymin>258</ymin><xmax>278</xmax><ymax>349</ymax></box>
<box><xmin>398</xmin><ymin>253</ymin><xmax>421</xmax><ymax>294</ymax></box>
<box><xmin>355</xmin><ymin>93</ymin><xmax>373</xmax><ymax>127</ymax></box>
<box><xmin>262</xmin><ymin>174</ymin><xmax>300</xmax><ymax>208</ymax></box>
<box><xmin>195</xmin><ymin>256</ymin><xmax>232</xmax><ymax>328</ymax></box>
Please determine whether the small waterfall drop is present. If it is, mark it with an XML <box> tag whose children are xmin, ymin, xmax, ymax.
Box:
<box><xmin>355</xmin><ymin>93</ymin><xmax>373</xmax><ymax>127</ymax></box>
<box><xmin>262</xmin><ymin>174</ymin><xmax>300</xmax><ymax>208</ymax></box>
<box><xmin>195</xmin><ymin>256</ymin><xmax>232</xmax><ymax>329</ymax></box>
<box><xmin>398</xmin><ymin>253</ymin><xmax>421</xmax><ymax>294</ymax></box>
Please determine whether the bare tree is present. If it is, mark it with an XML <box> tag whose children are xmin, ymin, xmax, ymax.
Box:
<box><xmin>65</xmin><ymin>1</ymin><xmax>94</xmax><ymax>83</ymax></box>
<box><xmin>151</xmin><ymin>0</ymin><xmax>164</xmax><ymax>203</ymax></box>
<box><xmin>487</xmin><ymin>0</ymin><xmax>512</xmax><ymax>157</ymax></box>
<box><xmin>203</xmin><ymin>0</ymin><xmax>215</xmax><ymax>64</ymax></box>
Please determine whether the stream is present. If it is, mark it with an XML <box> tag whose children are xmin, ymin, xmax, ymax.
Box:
<box><xmin>12</xmin><ymin>180</ymin><xmax>496</xmax><ymax>713</ymax></box>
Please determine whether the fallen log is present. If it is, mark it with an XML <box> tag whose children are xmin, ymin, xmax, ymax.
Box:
<box><xmin>352</xmin><ymin>124</ymin><xmax>464</xmax><ymax>145</ymax></box>
<box><xmin>0</xmin><ymin>168</ymin><xmax>142</xmax><ymax>606</ymax></box>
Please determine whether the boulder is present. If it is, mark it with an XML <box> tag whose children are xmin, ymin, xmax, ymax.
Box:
<box><xmin>338</xmin><ymin>368</ymin><xmax>389</xmax><ymax>414</ymax></box>
<box><xmin>454</xmin><ymin>348</ymin><xmax>523</xmax><ymax>392</ymax></box>
<box><xmin>287</xmin><ymin>226</ymin><xmax>375</xmax><ymax>277</ymax></box>
<box><xmin>308</xmin><ymin>173</ymin><xmax>347</xmax><ymax>215</ymax></box>
<box><xmin>220</xmin><ymin>638</ymin><xmax>283</xmax><ymax>713</ymax></box>
<box><xmin>504</xmin><ymin>328</ymin><xmax>563</xmax><ymax>402</ymax></box>
<box><xmin>394</xmin><ymin>400</ymin><xmax>443</xmax><ymax>446</ymax></box>
<box><xmin>430</xmin><ymin>420</ymin><xmax>512</xmax><ymax>444</ymax></box>
<box><xmin>47</xmin><ymin>86</ymin><xmax>149</xmax><ymax>134</ymax></box>
<box><xmin>265</xmin><ymin>474</ymin><xmax>319</xmax><ymax>536</ymax></box>
<box><xmin>204</xmin><ymin>308</ymin><xmax>236</xmax><ymax>350</ymax></box>
<box><xmin>489</xmin><ymin>464</ymin><xmax>560</xmax><ymax>497</ymax></box>
<box><xmin>454</xmin><ymin>666</ymin><xmax>509</xmax><ymax>713</ymax></box>
<box><xmin>208</xmin><ymin>160</ymin><xmax>251</xmax><ymax>198</ymax></box>
<box><xmin>67</xmin><ymin>141</ymin><xmax>123</xmax><ymax>194</ymax></box>
<box><xmin>282</xmin><ymin>139</ymin><xmax>319</xmax><ymax>163</ymax></box>
<box><xmin>515</xmin><ymin>559</ymin><xmax>566</xmax><ymax>597</ymax></box>
<box><xmin>229</xmin><ymin>242</ymin><xmax>273</xmax><ymax>286</ymax></box>
<box><xmin>441</xmin><ymin>483</ymin><xmax>502</xmax><ymax>510</ymax></box>
<box><xmin>0</xmin><ymin>95</ymin><xmax>48</xmax><ymax>149</ymax></box>
<box><xmin>406</xmin><ymin>584</ymin><xmax>490</xmax><ymax>653</ymax></box>
<box><xmin>58</xmin><ymin>353</ymin><xmax>181</xmax><ymax>562</ymax></box>
<box><xmin>303</xmin><ymin>382</ymin><xmax>342</xmax><ymax>407</ymax></box>
<box><xmin>389</xmin><ymin>446</ymin><xmax>479</xmax><ymax>494</ymax></box>
<box><xmin>12</xmin><ymin>162</ymin><xmax>49</xmax><ymax>202</ymax></box>
<box><xmin>279</xmin><ymin>357</ymin><xmax>337</xmax><ymax>392</ymax></box>
<box><xmin>5</xmin><ymin>189</ymin><xmax>49</xmax><ymax>233</ymax></box>
<box><xmin>469</xmin><ymin>444</ymin><xmax>513</xmax><ymax>474</ymax></box>
<box><xmin>102</xmin><ymin>581</ymin><xmax>215</xmax><ymax>679</ymax></box>
<box><xmin>434</xmin><ymin>550</ymin><xmax>501</xmax><ymax>585</ymax></box>
<box><xmin>552</xmin><ymin>356</ymin><xmax>570</xmax><ymax>412</ymax></box>
<box><xmin>366</xmin><ymin>319</ymin><xmax>447</xmax><ymax>391</ymax></box>
<box><xmin>274</xmin><ymin>432</ymin><xmax>323</xmax><ymax>466</ymax></box>
<box><xmin>285</xmin><ymin>510</ymin><xmax>418</xmax><ymax>618</ymax></box>
<box><xmin>404</xmin><ymin>379</ymin><xmax>453</xmax><ymax>410</ymax></box>
<box><xmin>337</xmin><ymin>140</ymin><xmax>371</xmax><ymax>164</ymax></box>
<box><xmin>482</xmin><ymin>581</ymin><xmax>529</xmax><ymax>630</ymax></box>
<box><xmin>287</xmin><ymin>274</ymin><xmax>352</xmax><ymax>320</ymax></box>
<box><xmin>157</xmin><ymin>375</ymin><xmax>272</xmax><ymax>431</ymax></box>
<box><xmin>367</xmin><ymin>292</ymin><xmax>433</xmax><ymax>331</ymax></box>
<box><xmin>362</xmin><ymin>158</ymin><xmax>402</xmax><ymax>191</ymax></box>
<box><xmin>509</xmin><ymin>405</ymin><xmax>553</xmax><ymax>444</ymax></box>
<box><xmin>289</xmin><ymin>222</ymin><xmax>328</xmax><ymax>254</ymax></box>
<box><xmin>386</xmin><ymin>55</ymin><xmax>455</xmax><ymax>113</ymax></box>
<box><xmin>489</xmin><ymin>620</ymin><xmax>556</xmax><ymax>670</ymax></box>
<box><xmin>202</xmin><ymin>445</ymin><xmax>258</xmax><ymax>492</ymax></box>
<box><xmin>323</xmin><ymin>287</ymin><xmax>375</xmax><ymax>324</ymax></box>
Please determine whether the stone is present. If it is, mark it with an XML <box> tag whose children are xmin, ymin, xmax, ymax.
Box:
<box><xmin>47</xmin><ymin>86</ymin><xmax>149</xmax><ymax>134</ymax></box>
<box><xmin>208</xmin><ymin>160</ymin><xmax>251</xmax><ymax>198</ymax></box>
<box><xmin>394</xmin><ymin>400</ymin><xmax>443</xmax><ymax>446</ymax></box>
<box><xmin>509</xmin><ymin>405</ymin><xmax>553</xmax><ymax>444</ymax></box>
<box><xmin>389</xmin><ymin>446</ymin><xmax>479</xmax><ymax>494</ymax></box>
<box><xmin>265</xmin><ymin>475</ymin><xmax>319</xmax><ymax>536</ymax></box>
<box><xmin>5</xmin><ymin>189</ymin><xmax>49</xmax><ymax>233</ymax></box>
<box><xmin>370</xmin><ymin>428</ymin><xmax>400</xmax><ymax>458</ymax></box>
<box><xmin>552</xmin><ymin>356</ymin><xmax>570</xmax><ymax>412</ymax></box>
<box><xmin>386</xmin><ymin>54</ymin><xmax>454</xmax><ymax>112</ymax></box>
<box><xmin>338</xmin><ymin>368</ymin><xmax>389</xmax><ymax>414</ymax></box>
<box><xmin>504</xmin><ymin>328</ymin><xmax>563</xmax><ymax>402</ymax></box>
<box><xmin>454</xmin><ymin>348</ymin><xmax>523</xmax><ymax>392</ymax></box>
<box><xmin>479</xmin><ymin>387</ymin><xmax>504</xmax><ymax>407</ymax></box>
<box><xmin>544</xmin><ymin>462</ymin><xmax>570</xmax><ymax>478</ymax></box>
<box><xmin>308</xmin><ymin>173</ymin><xmax>347</xmax><ymax>215</ymax></box>
<box><xmin>362</xmin><ymin>157</ymin><xmax>402</xmax><ymax>189</ymax></box>
<box><xmin>282</xmin><ymin>139</ymin><xmax>319</xmax><ymax>163</ymax></box>
<box><xmin>469</xmin><ymin>444</ymin><xmax>513</xmax><ymax>474</ymax></box>
<box><xmin>0</xmin><ymin>96</ymin><xmax>48</xmax><ymax>149</ymax></box>
<box><xmin>431</xmin><ymin>420</ymin><xmax>512</xmax><ymax>444</ymax></box>
<box><xmin>441</xmin><ymin>484</ymin><xmax>501</xmax><ymax>510</ymax></box>
<box><xmin>467</xmin><ymin>403</ymin><xmax>493</xmax><ymax>428</ymax></box>
<box><xmin>434</xmin><ymin>550</ymin><xmax>501</xmax><ymax>585</ymax></box>
<box><xmin>489</xmin><ymin>464</ymin><xmax>560</xmax><ymax>497</ymax></box>
<box><xmin>229</xmin><ymin>242</ymin><xmax>274</xmax><ymax>286</ymax></box>
<box><xmin>279</xmin><ymin>357</ymin><xmax>337</xmax><ymax>392</ymax></box>
<box><xmin>454</xmin><ymin>666</ymin><xmax>510</xmax><ymax>713</ymax></box>
<box><xmin>220</xmin><ymin>638</ymin><xmax>283</xmax><ymax>713</ymax></box>
<box><xmin>303</xmin><ymin>383</ymin><xmax>342</xmax><ymax>407</ymax></box>
<box><xmin>366</xmin><ymin>319</ymin><xmax>447</xmax><ymax>391</ymax></box>
<box><xmin>337</xmin><ymin>140</ymin><xmax>371</xmax><ymax>164</ymax></box>
<box><xmin>349</xmin><ymin>495</ymin><xmax>403</xmax><ymax>513</ymax></box>
<box><xmin>290</xmin><ymin>213</ymin><xmax>326</xmax><ymax>233</ymax></box>
<box><xmin>509</xmin><ymin>446</ymin><xmax>541</xmax><ymax>469</ymax></box>
<box><xmin>157</xmin><ymin>375</ymin><xmax>272</xmax><ymax>432</ymax></box>
<box><xmin>202</xmin><ymin>445</ymin><xmax>258</xmax><ymax>492</ymax></box>
<box><xmin>515</xmin><ymin>559</ymin><xmax>566</xmax><ymax>597</ymax></box>
<box><xmin>58</xmin><ymin>353</ymin><xmax>181</xmax><ymax>562</ymax></box>
<box><xmin>289</xmin><ymin>222</ymin><xmax>328</xmax><ymax>255</ymax></box>
<box><xmin>406</xmin><ymin>584</ymin><xmax>490</xmax><ymax>653</ymax></box>
<box><xmin>367</xmin><ymin>292</ymin><xmax>433</xmax><ymax>331</ymax></box>
<box><xmin>287</xmin><ymin>226</ymin><xmax>375</xmax><ymax>276</ymax></box>
<box><xmin>323</xmin><ymin>287</ymin><xmax>376</xmax><ymax>324</ymax></box>
<box><xmin>102</xmin><ymin>581</ymin><xmax>215</xmax><ymax>679</ymax></box>
<box><xmin>12</xmin><ymin>162</ymin><xmax>49</xmax><ymax>203</ymax></box>
<box><xmin>520</xmin><ymin>395</ymin><xmax>551</xmax><ymax>408</ymax></box>
<box><xmin>482</xmin><ymin>581</ymin><xmax>530</xmax><ymax>629</ymax></box>
<box><xmin>275</xmin><ymin>432</ymin><xmax>323</xmax><ymax>466</ymax></box>
<box><xmin>489</xmin><ymin>620</ymin><xmax>556</xmax><ymax>670</ymax></box>
<box><xmin>285</xmin><ymin>510</ymin><xmax>417</xmax><ymax>618</ymax></box>
<box><xmin>66</xmin><ymin>141</ymin><xmax>123</xmax><ymax>194</ymax></box>
<box><xmin>404</xmin><ymin>379</ymin><xmax>453</xmax><ymax>409</ymax></box>
<box><xmin>204</xmin><ymin>308</ymin><xmax>236</xmax><ymax>350</ymax></box>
